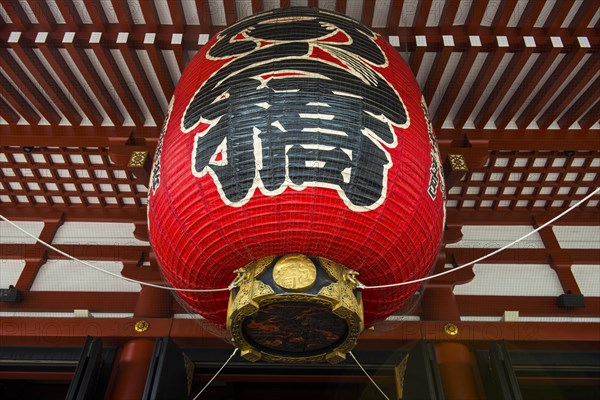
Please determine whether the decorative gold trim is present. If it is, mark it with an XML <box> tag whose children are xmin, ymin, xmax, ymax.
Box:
<box><xmin>134</xmin><ymin>320</ymin><xmax>149</xmax><ymax>332</ymax></box>
<box><xmin>128</xmin><ymin>150</ymin><xmax>148</xmax><ymax>168</ymax></box>
<box><xmin>448</xmin><ymin>154</ymin><xmax>468</xmax><ymax>172</ymax></box>
<box><xmin>444</xmin><ymin>323</ymin><xmax>459</xmax><ymax>336</ymax></box>
<box><xmin>227</xmin><ymin>255</ymin><xmax>364</xmax><ymax>364</ymax></box>
<box><xmin>273</xmin><ymin>254</ymin><xmax>317</xmax><ymax>291</ymax></box>
<box><xmin>395</xmin><ymin>354</ymin><xmax>410</xmax><ymax>399</ymax></box>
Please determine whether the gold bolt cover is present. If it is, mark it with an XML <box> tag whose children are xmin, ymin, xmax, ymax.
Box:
<box><xmin>134</xmin><ymin>320</ymin><xmax>149</xmax><ymax>332</ymax></box>
<box><xmin>272</xmin><ymin>254</ymin><xmax>317</xmax><ymax>291</ymax></box>
<box><xmin>444</xmin><ymin>323</ymin><xmax>459</xmax><ymax>336</ymax></box>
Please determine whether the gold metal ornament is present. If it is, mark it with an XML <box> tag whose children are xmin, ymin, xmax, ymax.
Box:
<box><xmin>448</xmin><ymin>154</ymin><xmax>468</xmax><ymax>172</ymax></box>
<box><xmin>128</xmin><ymin>150</ymin><xmax>149</xmax><ymax>168</ymax></box>
<box><xmin>134</xmin><ymin>320</ymin><xmax>149</xmax><ymax>332</ymax></box>
<box><xmin>444</xmin><ymin>323</ymin><xmax>459</xmax><ymax>336</ymax></box>
<box><xmin>272</xmin><ymin>254</ymin><xmax>317</xmax><ymax>291</ymax></box>
<box><xmin>226</xmin><ymin>254</ymin><xmax>364</xmax><ymax>364</ymax></box>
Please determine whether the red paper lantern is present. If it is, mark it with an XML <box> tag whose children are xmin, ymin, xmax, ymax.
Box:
<box><xmin>148</xmin><ymin>7</ymin><xmax>445</xmax><ymax>361</ymax></box>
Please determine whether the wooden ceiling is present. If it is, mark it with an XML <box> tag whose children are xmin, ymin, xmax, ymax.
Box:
<box><xmin>0</xmin><ymin>0</ymin><xmax>598</xmax><ymax>213</ymax></box>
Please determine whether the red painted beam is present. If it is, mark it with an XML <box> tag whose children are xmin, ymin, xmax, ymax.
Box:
<box><xmin>35</xmin><ymin>40</ymin><xmax>103</xmax><ymax>126</ymax></box>
<box><xmin>413</xmin><ymin>0</ymin><xmax>432</xmax><ymax>34</ymax></box>
<box><xmin>361</xmin><ymin>0</ymin><xmax>376</xmax><ymax>27</ymax></box>
<box><xmin>0</xmin><ymin>93</ymin><xmax>21</xmax><ymax>123</ymax></box>
<box><xmin>433</xmin><ymin>44</ymin><xmax>478</xmax><ymax>127</ymax></box>
<box><xmin>452</xmin><ymin>43</ymin><xmax>508</xmax><ymax>129</ymax></box>
<box><xmin>335</xmin><ymin>0</ymin><xmax>347</xmax><ymax>14</ymax></box>
<box><xmin>0</xmin><ymin>0</ymin><xmax>30</xmax><ymax>29</ymax></box>
<box><xmin>62</xmin><ymin>37</ymin><xmax>125</xmax><ymax>126</ymax></box>
<box><xmin>7</xmin><ymin>40</ymin><xmax>82</xmax><ymax>126</ymax></box>
<box><xmin>88</xmin><ymin>39</ymin><xmax>146</xmax><ymax>126</ymax></box>
<box><xmin>516</xmin><ymin>0</ymin><xmax>545</xmax><ymax>36</ymax></box>
<box><xmin>0</xmin><ymin>73</ymin><xmax>40</xmax><ymax>124</ymax></box>
<box><xmin>166</xmin><ymin>0</ymin><xmax>186</xmax><ymax>31</ymax></box>
<box><xmin>194</xmin><ymin>0</ymin><xmax>212</xmax><ymax>31</ymax></box>
<box><xmin>465</xmin><ymin>1</ymin><xmax>487</xmax><ymax>32</ymax></box>
<box><xmin>578</xmin><ymin>99</ymin><xmax>600</xmax><ymax>129</ymax></box>
<box><xmin>516</xmin><ymin>45</ymin><xmax>590</xmax><ymax>129</ymax></box>
<box><xmin>571</xmin><ymin>0</ymin><xmax>599</xmax><ymax>36</ymax></box>
<box><xmin>537</xmin><ymin>53</ymin><xmax>600</xmax><ymax>129</ymax></box>
<box><xmin>439</xmin><ymin>0</ymin><xmax>460</xmax><ymax>29</ymax></box>
<box><xmin>557</xmin><ymin>77</ymin><xmax>600</xmax><ymax>129</ymax></box>
<box><xmin>0</xmin><ymin>47</ymin><xmax>61</xmax><ymax>124</ymax></box>
<box><xmin>456</xmin><ymin>296</ymin><xmax>600</xmax><ymax>318</ymax></box>
<box><xmin>116</xmin><ymin>40</ymin><xmax>164</xmax><ymax>125</ymax></box>
<box><xmin>386</xmin><ymin>0</ymin><xmax>403</xmax><ymax>33</ymax></box>
<box><xmin>422</xmin><ymin>38</ymin><xmax>454</xmax><ymax>106</ymax></box>
<box><xmin>3</xmin><ymin>318</ymin><xmax>598</xmax><ymax>348</ymax></box>
<box><xmin>144</xmin><ymin>37</ymin><xmax>175</xmax><ymax>101</ymax></box>
<box><xmin>223</xmin><ymin>0</ymin><xmax>237</xmax><ymax>25</ymax></box>
<box><xmin>138</xmin><ymin>0</ymin><xmax>159</xmax><ymax>30</ymax></box>
<box><xmin>474</xmin><ymin>43</ymin><xmax>535</xmax><ymax>129</ymax></box>
<box><xmin>490</xmin><ymin>0</ymin><xmax>518</xmax><ymax>33</ymax></box>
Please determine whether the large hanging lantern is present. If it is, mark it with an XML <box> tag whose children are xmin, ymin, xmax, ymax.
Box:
<box><xmin>148</xmin><ymin>7</ymin><xmax>445</xmax><ymax>363</ymax></box>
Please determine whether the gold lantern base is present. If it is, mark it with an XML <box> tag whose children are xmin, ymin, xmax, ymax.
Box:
<box><xmin>226</xmin><ymin>254</ymin><xmax>364</xmax><ymax>364</ymax></box>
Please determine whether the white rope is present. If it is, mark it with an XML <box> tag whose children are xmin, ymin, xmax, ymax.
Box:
<box><xmin>358</xmin><ymin>187</ymin><xmax>600</xmax><ymax>290</ymax></box>
<box><xmin>3</xmin><ymin>186</ymin><xmax>597</xmax><ymax>294</ymax></box>
<box><xmin>0</xmin><ymin>214</ymin><xmax>231</xmax><ymax>293</ymax></box>
<box><xmin>349</xmin><ymin>351</ymin><xmax>391</xmax><ymax>400</ymax></box>
<box><xmin>192</xmin><ymin>348</ymin><xmax>238</xmax><ymax>400</ymax></box>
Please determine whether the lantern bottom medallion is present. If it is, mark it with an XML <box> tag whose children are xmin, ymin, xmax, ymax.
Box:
<box><xmin>227</xmin><ymin>254</ymin><xmax>364</xmax><ymax>364</ymax></box>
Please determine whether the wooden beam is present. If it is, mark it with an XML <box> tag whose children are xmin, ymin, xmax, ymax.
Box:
<box><xmin>15</xmin><ymin>213</ymin><xmax>65</xmax><ymax>291</ymax></box>
<box><xmin>495</xmin><ymin>40</ymin><xmax>576</xmax><ymax>129</ymax></box>
<box><xmin>1</xmin><ymin>318</ymin><xmax>599</xmax><ymax>348</ymax></box>
<box><xmin>465</xmin><ymin>0</ymin><xmax>487</xmax><ymax>32</ymax></box>
<box><xmin>577</xmin><ymin>100</ymin><xmax>600</xmax><ymax>130</ymax></box>
<box><xmin>88</xmin><ymin>37</ymin><xmax>146</xmax><ymax>126</ymax></box>
<box><xmin>451</xmin><ymin>43</ymin><xmax>508</xmax><ymax>129</ymax></box>
<box><xmin>223</xmin><ymin>0</ymin><xmax>237</xmax><ymax>25</ymax></box>
<box><xmin>116</xmin><ymin>38</ymin><xmax>165</xmax><ymax>125</ymax></box>
<box><xmin>0</xmin><ymin>74</ymin><xmax>39</xmax><ymax>124</ymax></box>
<box><xmin>361</xmin><ymin>0</ymin><xmax>376</xmax><ymax>27</ymax></box>
<box><xmin>433</xmin><ymin>43</ymin><xmax>479</xmax><ymax>127</ymax></box>
<box><xmin>516</xmin><ymin>0</ymin><xmax>545</xmax><ymax>36</ymax></box>
<box><xmin>1</xmin><ymin>126</ymin><xmax>598</xmax><ymax>151</ymax></box>
<box><xmin>517</xmin><ymin>45</ymin><xmax>589</xmax><ymax>129</ymax></box>
<box><xmin>386</xmin><ymin>0</ymin><xmax>403</xmax><ymax>33</ymax></box>
<box><xmin>0</xmin><ymin>47</ymin><xmax>61</xmax><ymax>124</ymax></box>
<box><xmin>537</xmin><ymin>53</ymin><xmax>600</xmax><ymax>129</ymax></box>
<box><xmin>62</xmin><ymin>36</ymin><xmax>126</xmax><ymax>125</ymax></box>
<box><xmin>557</xmin><ymin>77</ymin><xmax>600</xmax><ymax>129</ymax></box>
<box><xmin>0</xmin><ymin>0</ymin><xmax>30</xmax><ymax>29</ymax></box>
<box><xmin>422</xmin><ymin>36</ymin><xmax>454</xmax><ymax>105</ymax></box>
<box><xmin>7</xmin><ymin>39</ymin><xmax>83</xmax><ymax>126</ymax></box>
<box><xmin>413</xmin><ymin>0</ymin><xmax>432</xmax><ymax>34</ymax></box>
<box><xmin>35</xmin><ymin>39</ymin><xmax>103</xmax><ymax>126</ymax></box>
<box><xmin>335</xmin><ymin>0</ymin><xmax>347</xmax><ymax>14</ymax></box>
<box><xmin>570</xmin><ymin>0</ymin><xmax>598</xmax><ymax>36</ymax></box>
<box><xmin>474</xmin><ymin>42</ymin><xmax>535</xmax><ymax>129</ymax></box>
<box><xmin>0</xmin><ymin>96</ymin><xmax>20</xmax><ymax>123</ymax></box>
<box><xmin>439</xmin><ymin>0</ymin><xmax>460</xmax><ymax>29</ymax></box>
<box><xmin>490</xmin><ymin>0</ymin><xmax>518</xmax><ymax>33</ymax></box>
<box><xmin>446</xmin><ymin>209</ymin><xmax>600</xmax><ymax>226</ymax></box>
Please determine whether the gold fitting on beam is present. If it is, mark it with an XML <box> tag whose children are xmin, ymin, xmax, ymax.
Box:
<box><xmin>128</xmin><ymin>150</ymin><xmax>149</xmax><ymax>168</ymax></box>
<box><xmin>448</xmin><ymin>154</ymin><xmax>468</xmax><ymax>172</ymax></box>
<box><xmin>134</xmin><ymin>320</ymin><xmax>149</xmax><ymax>332</ymax></box>
<box><xmin>444</xmin><ymin>323</ymin><xmax>459</xmax><ymax>336</ymax></box>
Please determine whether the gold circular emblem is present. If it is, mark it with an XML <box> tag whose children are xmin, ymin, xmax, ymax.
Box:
<box><xmin>272</xmin><ymin>254</ymin><xmax>317</xmax><ymax>291</ymax></box>
<box><xmin>444</xmin><ymin>323</ymin><xmax>459</xmax><ymax>336</ymax></box>
<box><xmin>134</xmin><ymin>320</ymin><xmax>149</xmax><ymax>332</ymax></box>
